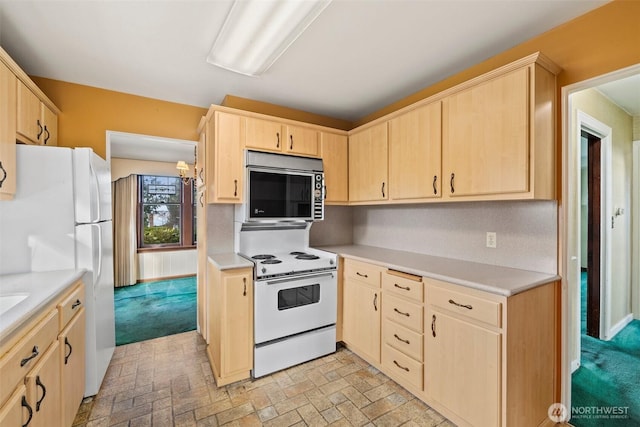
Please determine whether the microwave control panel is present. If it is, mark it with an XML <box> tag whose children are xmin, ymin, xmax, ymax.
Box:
<box><xmin>313</xmin><ymin>173</ymin><xmax>324</xmax><ymax>220</ymax></box>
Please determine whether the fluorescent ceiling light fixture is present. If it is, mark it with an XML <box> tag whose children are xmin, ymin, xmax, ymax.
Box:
<box><xmin>207</xmin><ymin>0</ymin><xmax>332</xmax><ymax>76</ymax></box>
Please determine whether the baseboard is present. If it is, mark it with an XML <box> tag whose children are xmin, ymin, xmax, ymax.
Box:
<box><xmin>136</xmin><ymin>273</ymin><xmax>196</xmax><ymax>283</ymax></box>
<box><xmin>571</xmin><ymin>359</ymin><xmax>580</xmax><ymax>373</ymax></box>
<box><xmin>606</xmin><ymin>313</ymin><xmax>633</xmax><ymax>340</ymax></box>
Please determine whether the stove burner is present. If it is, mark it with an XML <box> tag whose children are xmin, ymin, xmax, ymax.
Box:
<box><xmin>252</xmin><ymin>254</ymin><xmax>275</xmax><ymax>260</ymax></box>
<box><xmin>289</xmin><ymin>251</ymin><xmax>306</xmax><ymax>256</ymax></box>
<box><xmin>295</xmin><ymin>254</ymin><xmax>320</xmax><ymax>260</ymax></box>
<box><xmin>261</xmin><ymin>259</ymin><xmax>282</xmax><ymax>264</ymax></box>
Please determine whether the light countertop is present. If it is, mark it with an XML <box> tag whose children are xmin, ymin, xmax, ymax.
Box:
<box><xmin>319</xmin><ymin>245</ymin><xmax>559</xmax><ymax>297</ymax></box>
<box><xmin>208</xmin><ymin>253</ymin><xmax>254</xmax><ymax>271</ymax></box>
<box><xmin>0</xmin><ymin>269</ymin><xmax>86</xmax><ymax>344</ymax></box>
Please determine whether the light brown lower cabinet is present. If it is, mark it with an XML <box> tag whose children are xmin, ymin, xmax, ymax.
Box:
<box><xmin>59</xmin><ymin>309</ymin><xmax>86</xmax><ymax>427</ymax></box>
<box><xmin>206</xmin><ymin>261</ymin><xmax>254</xmax><ymax>386</ymax></box>
<box><xmin>26</xmin><ymin>341</ymin><xmax>61</xmax><ymax>427</ymax></box>
<box><xmin>341</xmin><ymin>258</ymin><xmax>558</xmax><ymax>427</ymax></box>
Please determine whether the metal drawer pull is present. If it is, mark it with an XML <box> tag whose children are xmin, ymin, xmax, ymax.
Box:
<box><xmin>356</xmin><ymin>272</ymin><xmax>368</xmax><ymax>278</ymax></box>
<box><xmin>393</xmin><ymin>360</ymin><xmax>410</xmax><ymax>372</ymax></box>
<box><xmin>394</xmin><ymin>308</ymin><xmax>410</xmax><ymax>317</ymax></box>
<box><xmin>0</xmin><ymin>161</ymin><xmax>7</xmax><ymax>188</ymax></box>
<box><xmin>43</xmin><ymin>126</ymin><xmax>50</xmax><ymax>145</ymax></box>
<box><xmin>37</xmin><ymin>120</ymin><xmax>43</xmax><ymax>140</ymax></box>
<box><xmin>72</xmin><ymin>299</ymin><xmax>82</xmax><ymax>309</ymax></box>
<box><xmin>20</xmin><ymin>346</ymin><xmax>39</xmax><ymax>367</ymax></box>
<box><xmin>243</xmin><ymin>277</ymin><xmax>247</xmax><ymax>296</ymax></box>
<box><xmin>448</xmin><ymin>299</ymin><xmax>473</xmax><ymax>310</ymax></box>
<box><xmin>450</xmin><ymin>172</ymin><xmax>455</xmax><ymax>194</ymax></box>
<box><xmin>431</xmin><ymin>314</ymin><xmax>436</xmax><ymax>337</ymax></box>
<box><xmin>381</xmin><ymin>182</ymin><xmax>386</xmax><ymax>198</ymax></box>
<box><xmin>21</xmin><ymin>396</ymin><xmax>33</xmax><ymax>427</ymax></box>
<box><xmin>373</xmin><ymin>293</ymin><xmax>378</xmax><ymax>311</ymax></box>
<box><xmin>276</xmin><ymin>132</ymin><xmax>280</xmax><ymax>148</ymax></box>
<box><xmin>393</xmin><ymin>334</ymin><xmax>410</xmax><ymax>345</ymax></box>
<box><xmin>290</xmin><ymin>135</ymin><xmax>294</xmax><ymax>150</ymax></box>
<box><xmin>394</xmin><ymin>283</ymin><xmax>410</xmax><ymax>291</ymax></box>
<box><xmin>65</xmin><ymin>337</ymin><xmax>73</xmax><ymax>364</ymax></box>
<box><xmin>35</xmin><ymin>376</ymin><xmax>46</xmax><ymax>411</ymax></box>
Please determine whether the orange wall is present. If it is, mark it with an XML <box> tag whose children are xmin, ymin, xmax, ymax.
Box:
<box><xmin>355</xmin><ymin>0</ymin><xmax>640</xmax><ymax>126</ymax></box>
<box><xmin>31</xmin><ymin>78</ymin><xmax>206</xmax><ymax>159</ymax></box>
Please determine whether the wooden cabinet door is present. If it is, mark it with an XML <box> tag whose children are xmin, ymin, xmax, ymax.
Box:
<box><xmin>196</xmin><ymin>188</ymin><xmax>207</xmax><ymax>341</ymax></box>
<box><xmin>320</xmin><ymin>132</ymin><xmax>348</xmax><ymax>204</ymax></box>
<box><xmin>343</xmin><ymin>279</ymin><xmax>381</xmax><ymax>364</ymax></box>
<box><xmin>26</xmin><ymin>342</ymin><xmax>61</xmax><ymax>427</ymax></box>
<box><xmin>443</xmin><ymin>67</ymin><xmax>529</xmax><ymax>198</ymax></box>
<box><xmin>348</xmin><ymin>122</ymin><xmax>388</xmax><ymax>202</ymax></box>
<box><xmin>245</xmin><ymin>116</ymin><xmax>283</xmax><ymax>153</ymax></box>
<box><xmin>41</xmin><ymin>104</ymin><xmax>57</xmax><ymax>146</ymax></box>
<box><xmin>60</xmin><ymin>309</ymin><xmax>86</xmax><ymax>427</ymax></box>
<box><xmin>389</xmin><ymin>102</ymin><xmax>441</xmax><ymax>200</ymax></box>
<box><xmin>425</xmin><ymin>309</ymin><xmax>501</xmax><ymax>427</ymax></box>
<box><xmin>222</xmin><ymin>270</ymin><xmax>253</xmax><ymax>378</ymax></box>
<box><xmin>0</xmin><ymin>60</ymin><xmax>16</xmax><ymax>200</ymax></box>
<box><xmin>285</xmin><ymin>125</ymin><xmax>319</xmax><ymax>157</ymax></box>
<box><xmin>0</xmin><ymin>385</ymin><xmax>28</xmax><ymax>427</ymax></box>
<box><xmin>16</xmin><ymin>80</ymin><xmax>42</xmax><ymax>145</ymax></box>
<box><xmin>211</xmin><ymin>111</ymin><xmax>243</xmax><ymax>202</ymax></box>
<box><xmin>196</xmin><ymin>124</ymin><xmax>206</xmax><ymax>188</ymax></box>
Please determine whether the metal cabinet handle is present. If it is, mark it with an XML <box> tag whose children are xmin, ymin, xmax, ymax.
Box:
<box><xmin>21</xmin><ymin>396</ymin><xmax>33</xmax><ymax>427</ymax></box>
<box><xmin>394</xmin><ymin>307</ymin><xmax>410</xmax><ymax>317</ymax></box>
<box><xmin>35</xmin><ymin>376</ymin><xmax>46</xmax><ymax>411</ymax></box>
<box><xmin>433</xmin><ymin>175</ymin><xmax>438</xmax><ymax>195</ymax></box>
<box><xmin>276</xmin><ymin>132</ymin><xmax>280</xmax><ymax>148</ymax></box>
<box><xmin>393</xmin><ymin>360</ymin><xmax>410</xmax><ymax>372</ymax></box>
<box><xmin>431</xmin><ymin>314</ymin><xmax>436</xmax><ymax>337</ymax></box>
<box><xmin>36</xmin><ymin>120</ymin><xmax>43</xmax><ymax>140</ymax></box>
<box><xmin>394</xmin><ymin>333</ymin><xmax>410</xmax><ymax>345</ymax></box>
<box><xmin>394</xmin><ymin>283</ymin><xmax>410</xmax><ymax>291</ymax></box>
<box><xmin>289</xmin><ymin>135</ymin><xmax>293</xmax><ymax>150</ymax></box>
<box><xmin>243</xmin><ymin>277</ymin><xmax>247</xmax><ymax>296</ymax></box>
<box><xmin>43</xmin><ymin>126</ymin><xmax>50</xmax><ymax>145</ymax></box>
<box><xmin>0</xmin><ymin>161</ymin><xmax>7</xmax><ymax>188</ymax></box>
<box><xmin>64</xmin><ymin>337</ymin><xmax>73</xmax><ymax>364</ymax></box>
<box><xmin>20</xmin><ymin>346</ymin><xmax>39</xmax><ymax>367</ymax></box>
<box><xmin>381</xmin><ymin>182</ymin><xmax>385</xmax><ymax>198</ymax></box>
<box><xmin>450</xmin><ymin>173</ymin><xmax>455</xmax><ymax>194</ymax></box>
<box><xmin>199</xmin><ymin>192</ymin><xmax>204</xmax><ymax>207</ymax></box>
<box><xmin>356</xmin><ymin>272</ymin><xmax>368</xmax><ymax>278</ymax></box>
<box><xmin>448</xmin><ymin>299</ymin><xmax>473</xmax><ymax>310</ymax></box>
<box><xmin>71</xmin><ymin>299</ymin><xmax>82</xmax><ymax>309</ymax></box>
<box><xmin>373</xmin><ymin>293</ymin><xmax>378</xmax><ymax>311</ymax></box>
<box><xmin>199</xmin><ymin>168</ymin><xmax>204</xmax><ymax>183</ymax></box>
<box><xmin>234</xmin><ymin>179</ymin><xmax>238</xmax><ymax>197</ymax></box>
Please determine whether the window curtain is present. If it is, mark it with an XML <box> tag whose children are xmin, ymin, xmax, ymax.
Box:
<box><xmin>112</xmin><ymin>174</ymin><xmax>138</xmax><ymax>287</ymax></box>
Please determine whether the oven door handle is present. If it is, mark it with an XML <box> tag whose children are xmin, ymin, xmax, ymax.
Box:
<box><xmin>265</xmin><ymin>272</ymin><xmax>335</xmax><ymax>286</ymax></box>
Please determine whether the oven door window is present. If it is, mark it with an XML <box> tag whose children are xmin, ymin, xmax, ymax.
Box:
<box><xmin>249</xmin><ymin>170</ymin><xmax>312</xmax><ymax>219</ymax></box>
<box><xmin>278</xmin><ymin>284</ymin><xmax>320</xmax><ymax>310</ymax></box>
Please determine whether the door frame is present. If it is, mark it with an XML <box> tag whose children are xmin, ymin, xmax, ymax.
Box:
<box><xmin>560</xmin><ymin>63</ymin><xmax>640</xmax><ymax>412</ymax></box>
<box><xmin>633</xmin><ymin>140</ymin><xmax>640</xmax><ymax>320</ymax></box>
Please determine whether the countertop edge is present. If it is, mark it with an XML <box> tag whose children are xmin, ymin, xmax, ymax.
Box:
<box><xmin>319</xmin><ymin>245</ymin><xmax>559</xmax><ymax>297</ymax></box>
<box><xmin>207</xmin><ymin>253</ymin><xmax>254</xmax><ymax>271</ymax></box>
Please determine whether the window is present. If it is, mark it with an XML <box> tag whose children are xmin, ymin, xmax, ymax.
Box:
<box><xmin>138</xmin><ymin>175</ymin><xmax>196</xmax><ymax>249</ymax></box>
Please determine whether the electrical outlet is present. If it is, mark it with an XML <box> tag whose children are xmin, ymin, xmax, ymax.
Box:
<box><xmin>486</xmin><ymin>232</ymin><xmax>497</xmax><ymax>248</ymax></box>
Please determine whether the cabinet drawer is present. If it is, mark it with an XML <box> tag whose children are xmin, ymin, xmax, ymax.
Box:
<box><xmin>0</xmin><ymin>309</ymin><xmax>58</xmax><ymax>405</ymax></box>
<box><xmin>382</xmin><ymin>320</ymin><xmax>423</xmax><ymax>362</ymax></box>
<box><xmin>58</xmin><ymin>283</ymin><xmax>84</xmax><ymax>329</ymax></box>
<box><xmin>343</xmin><ymin>259</ymin><xmax>382</xmax><ymax>288</ymax></box>
<box><xmin>383</xmin><ymin>294</ymin><xmax>423</xmax><ymax>333</ymax></box>
<box><xmin>383</xmin><ymin>271</ymin><xmax>423</xmax><ymax>302</ymax></box>
<box><xmin>382</xmin><ymin>344</ymin><xmax>423</xmax><ymax>391</ymax></box>
<box><xmin>428</xmin><ymin>284</ymin><xmax>502</xmax><ymax>327</ymax></box>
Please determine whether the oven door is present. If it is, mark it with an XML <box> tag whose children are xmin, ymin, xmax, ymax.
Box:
<box><xmin>247</xmin><ymin>168</ymin><xmax>314</xmax><ymax>221</ymax></box>
<box><xmin>254</xmin><ymin>271</ymin><xmax>337</xmax><ymax>344</ymax></box>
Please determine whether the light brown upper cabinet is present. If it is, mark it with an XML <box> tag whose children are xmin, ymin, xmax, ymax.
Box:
<box><xmin>245</xmin><ymin>116</ymin><xmax>319</xmax><ymax>158</ymax></box>
<box><xmin>0</xmin><ymin>60</ymin><xmax>16</xmax><ymax>200</ymax></box>
<box><xmin>320</xmin><ymin>132</ymin><xmax>348</xmax><ymax>204</ymax></box>
<box><xmin>16</xmin><ymin>80</ymin><xmax>58</xmax><ymax>146</ymax></box>
<box><xmin>207</xmin><ymin>111</ymin><xmax>244</xmax><ymax>203</ymax></box>
<box><xmin>348</xmin><ymin>122</ymin><xmax>389</xmax><ymax>203</ymax></box>
<box><xmin>388</xmin><ymin>101</ymin><xmax>442</xmax><ymax>201</ymax></box>
<box><xmin>442</xmin><ymin>56</ymin><xmax>558</xmax><ymax>201</ymax></box>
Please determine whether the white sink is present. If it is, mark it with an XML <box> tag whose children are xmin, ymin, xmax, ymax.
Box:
<box><xmin>0</xmin><ymin>294</ymin><xmax>29</xmax><ymax>316</ymax></box>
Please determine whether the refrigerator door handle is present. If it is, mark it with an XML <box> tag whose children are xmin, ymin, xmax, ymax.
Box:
<box><xmin>92</xmin><ymin>223</ymin><xmax>103</xmax><ymax>285</ymax></box>
<box><xmin>89</xmin><ymin>160</ymin><xmax>101</xmax><ymax>223</ymax></box>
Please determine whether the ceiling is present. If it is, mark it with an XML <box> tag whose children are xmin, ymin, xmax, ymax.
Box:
<box><xmin>108</xmin><ymin>131</ymin><xmax>196</xmax><ymax>164</ymax></box>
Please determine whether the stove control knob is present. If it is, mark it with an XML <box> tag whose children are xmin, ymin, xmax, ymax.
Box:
<box><xmin>329</xmin><ymin>259</ymin><xmax>334</xmax><ymax>265</ymax></box>
<box><xmin>261</xmin><ymin>267</ymin><xmax>266</xmax><ymax>274</ymax></box>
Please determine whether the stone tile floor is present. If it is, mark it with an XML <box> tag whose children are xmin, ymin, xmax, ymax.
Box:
<box><xmin>72</xmin><ymin>331</ymin><xmax>454</xmax><ymax>426</ymax></box>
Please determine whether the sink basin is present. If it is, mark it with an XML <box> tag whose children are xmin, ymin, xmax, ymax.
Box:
<box><xmin>0</xmin><ymin>294</ymin><xmax>29</xmax><ymax>315</ymax></box>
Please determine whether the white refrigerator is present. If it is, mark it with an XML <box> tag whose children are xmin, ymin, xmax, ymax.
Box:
<box><xmin>0</xmin><ymin>144</ymin><xmax>116</xmax><ymax>397</ymax></box>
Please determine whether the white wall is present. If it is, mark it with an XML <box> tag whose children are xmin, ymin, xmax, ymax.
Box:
<box><xmin>137</xmin><ymin>249</ymin><xmax>196</xmax><ymax>281</ymax></box>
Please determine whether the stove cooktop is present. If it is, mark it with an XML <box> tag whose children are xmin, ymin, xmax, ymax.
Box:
<box><xmin>242</xmin><ymin>248</ymin><xmax>337</xmax><ymax>280</ymax></box>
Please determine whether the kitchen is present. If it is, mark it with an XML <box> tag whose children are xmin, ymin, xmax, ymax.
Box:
<box><xmin>1</xmin><ymin>1</ymin><xmax>639</xmax><ymax>426</ymax></box>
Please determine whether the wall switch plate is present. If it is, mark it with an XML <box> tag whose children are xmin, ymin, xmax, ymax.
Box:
<box><xmin>486</xmin><ymin>232</ymin><xmax>497</xmax><ymax>248</ymax></box>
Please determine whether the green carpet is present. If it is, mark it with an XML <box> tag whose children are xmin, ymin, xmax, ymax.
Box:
<box><xmin>571</xmin><ymin>272</ymin><xmax>640</xmax><ymax>426</ymax></box>
<box><xmin>114</xmin><ymin>276</ymin><xmax>196</xmax><ymax>346</ymax></box>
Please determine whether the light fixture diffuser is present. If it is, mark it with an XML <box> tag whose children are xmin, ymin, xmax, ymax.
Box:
<box><xmin>207</xmin><ymin>0</ymin><xmax>332</xmax><ymax>76</ymax></box>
